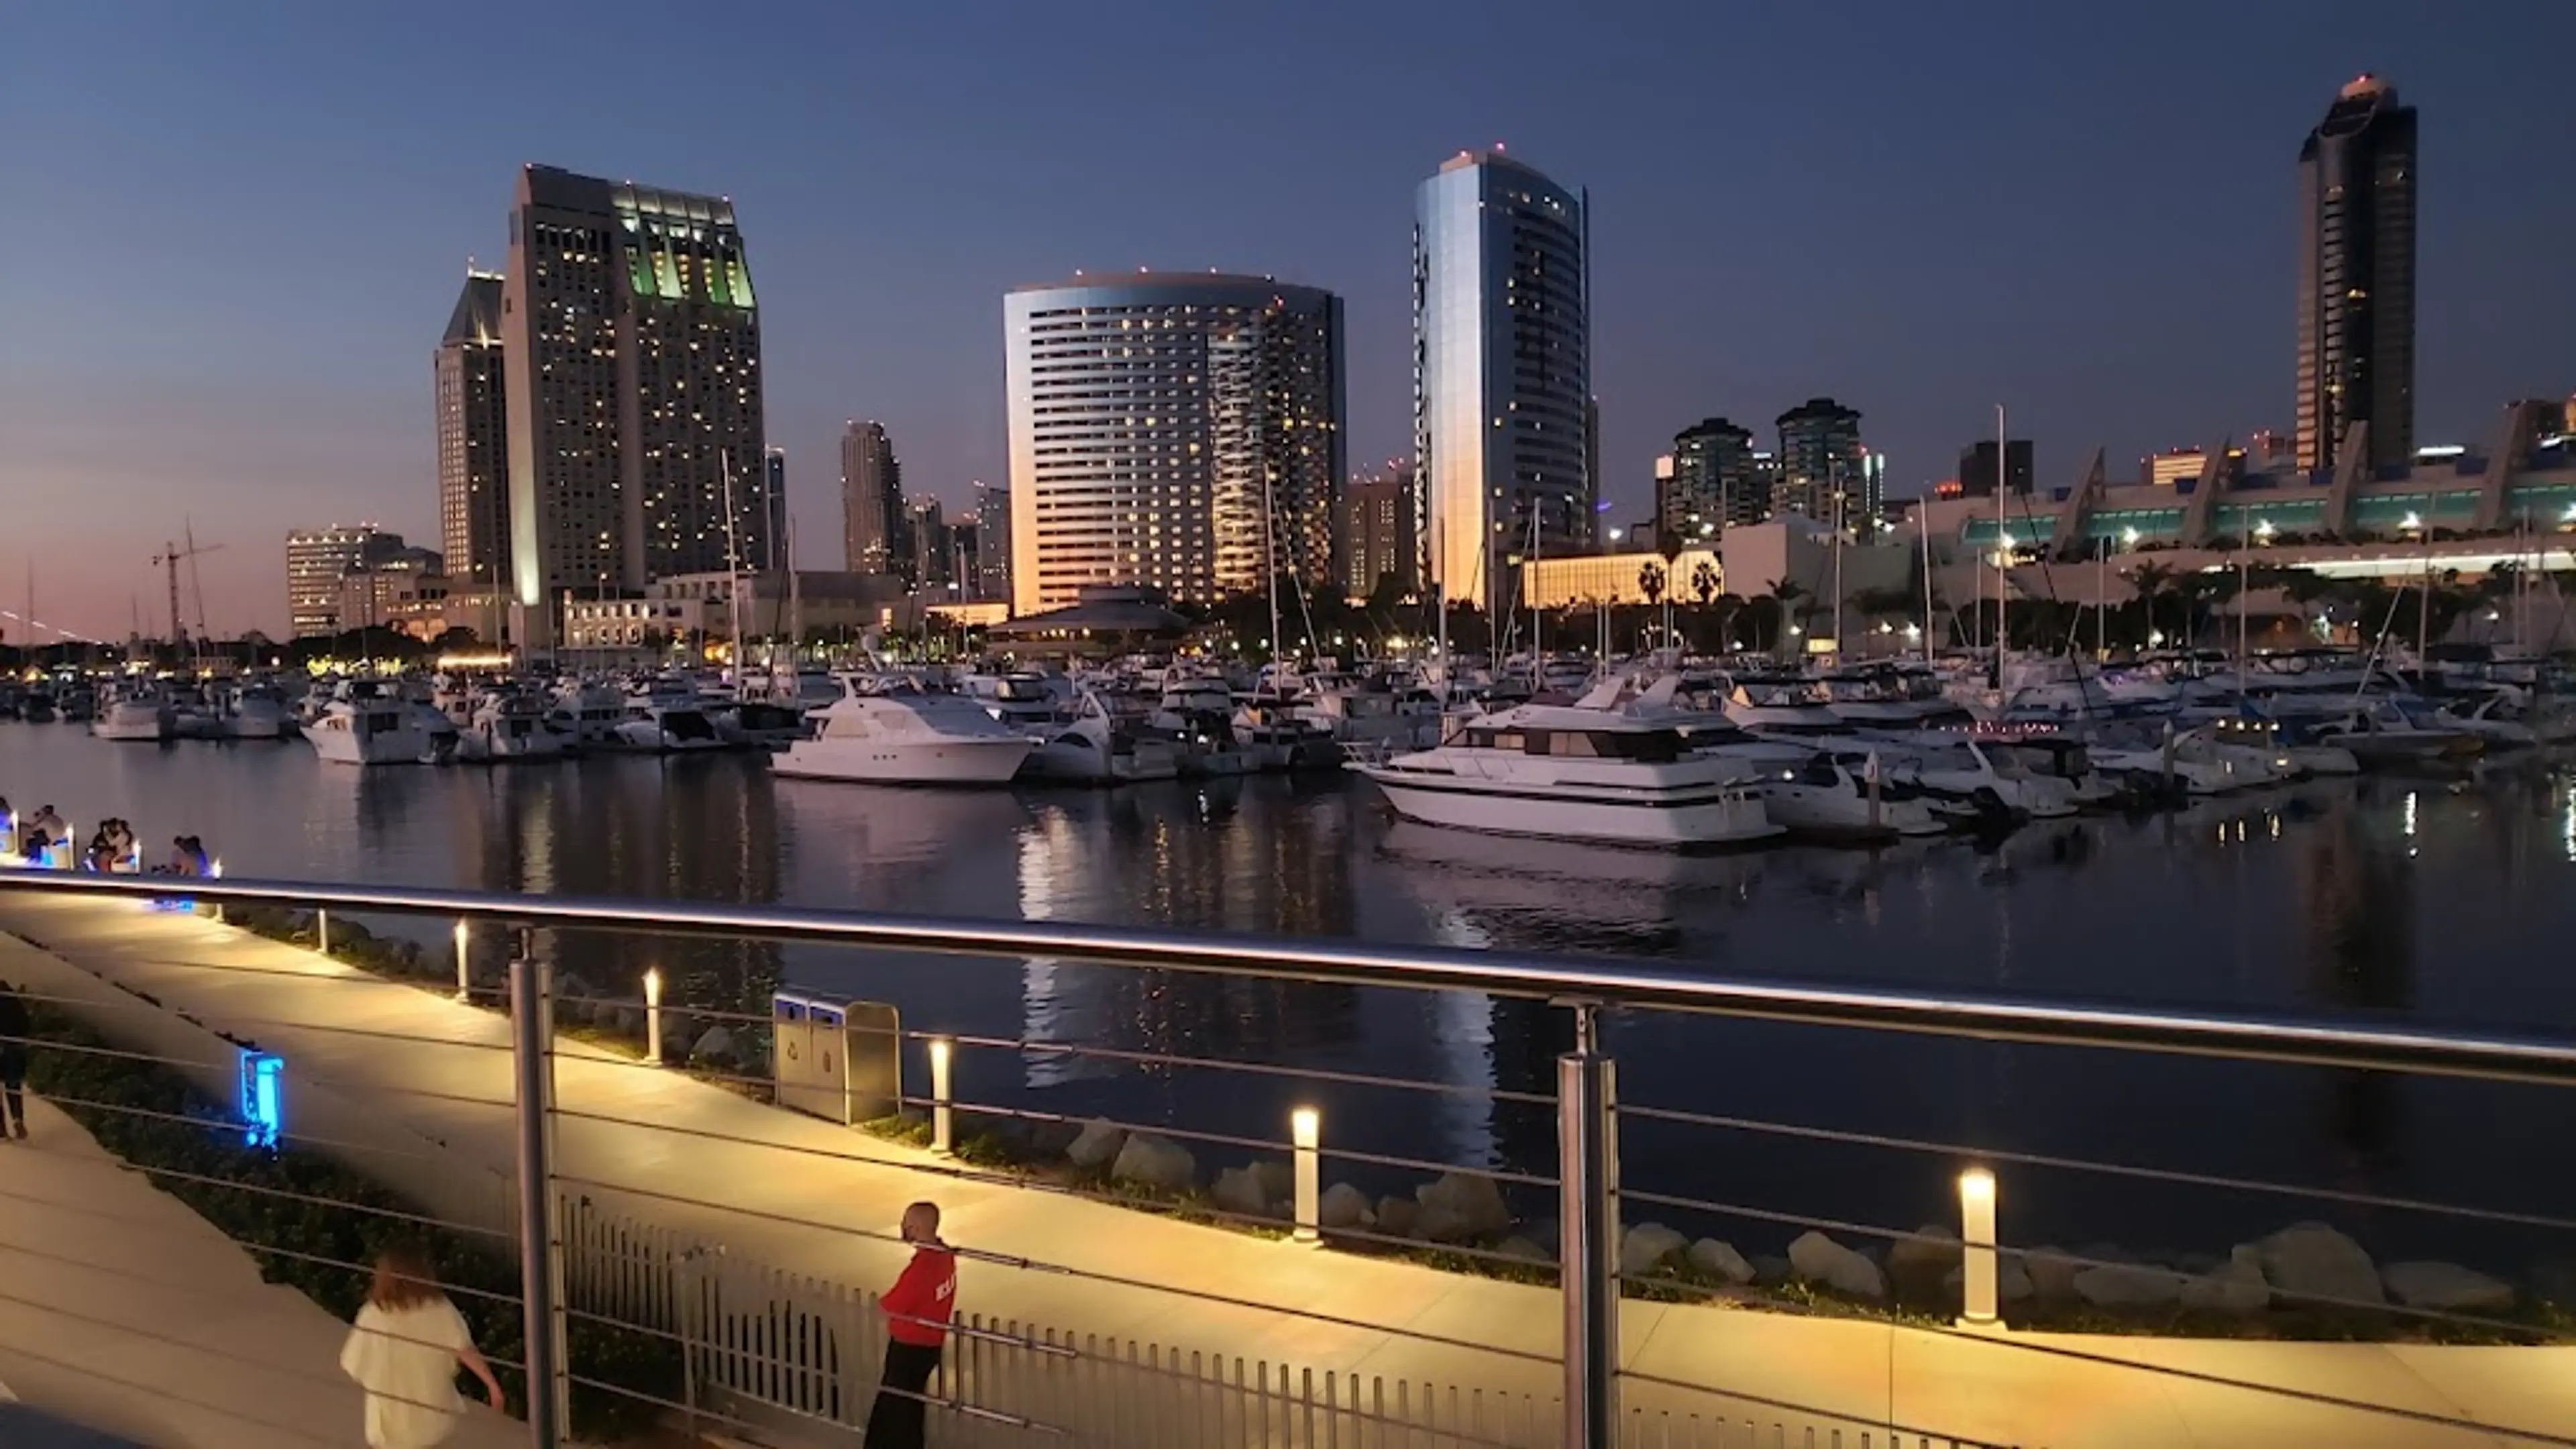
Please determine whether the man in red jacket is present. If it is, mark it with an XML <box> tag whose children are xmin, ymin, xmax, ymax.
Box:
<box><xmin>865</xmin><ymin>1200</ymin><xmax>956</xmax><ymax>1448</ymax></box>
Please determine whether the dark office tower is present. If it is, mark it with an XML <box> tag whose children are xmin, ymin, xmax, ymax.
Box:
<box><xmin>1340</xmin><ymin>463</ymin><xmax>1419</xmax><ymax>600</ymax></box>
<box><xmin>1660</xmin><ymin>419</ymin><xmax>1756</xmax><ymax>542</ymax></box>
<box><xmin>502</xmin><ymin>165</ymin><xmax>765</xmax><ymax>635</ymax></box>
<box><xmin>2297</xmin><ymin>76</ymin><xmax>2417</xmax><ymax>472</ymax></box>
<box><xmin>1956</xmin><ymin>439</ymin><xmax>2035</xmax><ymax>498</ymax></box>
<box><xmin>910</xmin><ymin>498</ymin><xmax>950</xmax><ymax>590</ymax></box>
<box><xmin>435</xmin><ymin>270</ymin><xmax>511</xmax><ymax>600</ymax></box>
<box><xmin>1774</xmin><ymin>398</ymin><xmax>1865</xmax><ymax>522</ymax></box>
<box><xmin>761</xmin><ymin>448</ymin><xmax>788</xmax><ymax>570</ymax></box>
<box><xmin>840</xmin><ymin>421</ymin><xmax>903</xmax><ymax>576</ymax></box>
<box><xmin>1415</xmin><ymin>151</ymin><xmax>1591</xmax><ymax>611</ymax></box>
<box><xmin>973</xmin><ymin>482</ymin><xmax>1012</xmax><ymax>604</ymax></box>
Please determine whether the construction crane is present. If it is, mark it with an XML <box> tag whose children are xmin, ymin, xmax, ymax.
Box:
<box><xmin>148</xmin><ymin>527</ymin><xmax>223</xmax><ymax>648</ymax></box>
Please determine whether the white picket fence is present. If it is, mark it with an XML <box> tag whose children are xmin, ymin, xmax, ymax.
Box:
<box><xmin>557</xmin><ymin>1197</ymin><xmax>2004</xmax><ymax>1449</ymax></box>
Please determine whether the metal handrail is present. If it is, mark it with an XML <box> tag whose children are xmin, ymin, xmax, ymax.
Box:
<box><xmin>6</xmin><ymin>866</ymin><xmax>2575</xmax><ymax>1086</ymax></box>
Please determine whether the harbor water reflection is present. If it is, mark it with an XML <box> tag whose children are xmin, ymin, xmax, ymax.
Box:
<box><xmin>5</xmin><ymin>725</ymin><xmax>2573</xmax><ymax>1263</ymax></box>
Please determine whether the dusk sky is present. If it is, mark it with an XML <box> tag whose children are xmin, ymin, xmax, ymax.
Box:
<box><xmin>3</xmin><ymin>1</ymin><xmax>2571</xmax><ymax>641</ymax></box>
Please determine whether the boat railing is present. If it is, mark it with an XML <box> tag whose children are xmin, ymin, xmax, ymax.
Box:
<box><xmin>0</xmin><ymin>869</ymin><xmax>2568</xmax><ymax>1448</ymax></box>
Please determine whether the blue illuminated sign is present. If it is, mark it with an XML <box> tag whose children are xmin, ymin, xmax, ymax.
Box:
<box><xmin>239</xmin><ymin>1052</ymin><xmax>283</xmax><ymax>1149</ymax></box>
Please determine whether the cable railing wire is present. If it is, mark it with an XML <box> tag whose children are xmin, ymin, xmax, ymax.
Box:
<box><xmin>19</xmin><ymin>867</ymin><xmax>2576</xmax><ymax>1087</ymax></box>
<box><xmin>1621</xmin><ymin>1097</ymin><xmax>2576</xmax><ymax>1234</ymax></box>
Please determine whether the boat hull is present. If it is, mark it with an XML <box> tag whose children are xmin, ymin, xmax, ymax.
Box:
<box><xmin>1358</xmin><ymin>767</ymin><xmax>1781</xmax><ymax>849</ymax></box>
<box><xmin>772</xmin><ymin>737</ymin><xmax>1034</xmax><ymax>786</ymax></box>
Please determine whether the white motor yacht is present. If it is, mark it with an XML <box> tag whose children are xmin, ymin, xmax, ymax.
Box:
<box><xmin>210</xmin><ymin>680</ymin><xmax>297</xmax><ymax>740</ymax></box>
<box><xmin>1875</xmin><ymin>735</ymin><xmax>2080</xmax><ymax>820</ymax></box>
<box><xmin>92</xmin><ymin>683</ymin><xmax>174</xmax><ymax>742</ymax></box>
<box><xmin>1737</xmin><ymin>746</ymin><xmax>1946</xmax><ymax>843</ymax></box>
<box><xmin>2314</xmin><ymin>701</ymin><xmax>2483</xmax><ymax>767</ymax></box>
<box><xmin>610</xmin><ymin>678</ymin><xmax>727</xmax><ymax>753</ymax></box>
<box><xmin>1022</xmin><ymin>692</ymin><xmax>1182</xmax><ymax>785</ymax></box>
<box><xmin>546</xmin><ymin>678</ymin><xmax>627</xmax><ymax>748</ymax></box>
<box><xmin>1354</xmin><ymin>682</ymin><xmax>1780</xmax><ymax>849</ymax></box>
<box><xmin>455</xmin><ymin>692</ymin><xmax>573</xmax><ymax>763</ymax></box>
<box><xmin>306</xmin><ymin>681</ymin><xmax>453</xmax><ymax>765</ymax></box>
<box><xmin>1234</xmin><ymin>697</ymin><xmax>1344</xmax><ymax>772</ymax></box>
<box><xmin>774</xmin><ymin>676</ymin><xmax>1036</xmax><ymax>786</ymax></box>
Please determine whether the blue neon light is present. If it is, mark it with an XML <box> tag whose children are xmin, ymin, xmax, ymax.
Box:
<box><xmin>239</xmin><ymin>1052</ymin><xmax>283</xmax><ymax>1149</ymax></box>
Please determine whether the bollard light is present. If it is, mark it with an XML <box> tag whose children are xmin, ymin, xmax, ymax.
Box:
<box><xmin>928</xmin><ymin>1036</ymin><xmax>955</xmax><ymax>1155</ymax></box>
<box><xmin>453</xmin><ymin>920</ymin><xmax>472</xmax><ymax>1002</ymax></box>
<box><xmin>643</xmin><ymin>967</ymin><xmax>663</xmax><ymax>1065</ymax></box>
<box><xmin>316</xmin><ymin>908</ymin><xmax>331</xmax><ymax>957</ymax></box>
<box><xmin>1291</xmin><ymin>1106</ymin><xmax>1322</xmax><ymax>1245</ymax></box>
<box><xmin>1958</xmin><ymin>1166</ymin><xmax>1999</xmax><ymax>1327</ymax></box>
<box><xmin>209</xmin><ymin>857</ymin><xmax>224</xmax><ymax>922</ymax></box>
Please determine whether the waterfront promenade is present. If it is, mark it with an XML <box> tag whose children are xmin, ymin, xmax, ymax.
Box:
<box><xmin>0</xmin><ymin>1094</ymin><xmax>521</xmax><ymax>1449</ymax></box>
<box><xmin>0</xmin><ymin>890</ymin><xmax>2567</xmax><ymax>1447</ymax></box>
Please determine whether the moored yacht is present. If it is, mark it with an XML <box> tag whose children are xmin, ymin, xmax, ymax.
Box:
<box><xmin>772</xmin><ymin>676</ymin><xmax>1036</xmax><ymax>786</ymax></box>
<box><xmin>1354</xmin><ymin>684</ymin><xmax>1780</xmax><ymax>849</ymax></box>
<box><xmin>306</xmin><ymin>680</ymin><xmax>453</xmax><ymax>765</ymax></box>
<box><xmin>1022</xmin><ymin>692</ymin><xmax>1181</xmax><ymax>785</ymax></box>
<box><xmin>92</xmin><ymin>683</ymin><xmax>175</xmax><ymax>742</ymax></box>
<box><xmin>610</xmin><ymin>678</ymin><xmax>727</xmax><ymax>753</ymax></box>
<box><xmin>455</xmin><ymin>691</ymin><xmax>572</xmax><ymax>763</ymax></box>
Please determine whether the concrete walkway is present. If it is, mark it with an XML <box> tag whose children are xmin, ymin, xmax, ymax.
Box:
<box><xmin>0</xmin><ymin>892</ymin><xmax>2569</xmax><ymax>1448</ymax></box>
<box><xmin>0</xmin><ymin>1094</ymin><xmax>523</xmax><ymax>1449</ymax></box>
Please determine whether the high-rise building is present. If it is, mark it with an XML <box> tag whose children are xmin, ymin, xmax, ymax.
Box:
<box><xmin>840</xmin><ymin>421</ymin><xmax>904</xmax><ymax>577</ymax></box>
<box><xmin>973</xmin><ymin>482</ymin><xmax>1013</xmax><ymax>604</ymax></box>
<box><xmin>1774</xmin><ymin>398</ymin><xmax>1865</xmax><ymax>521</ymax></box>
<box><xmin>1340</xmin><ymin>463</ymin><xmax>1419</xmax><ymax>601</ymax></box>
<box><xmin>434</xmin><ymin>271</ymin><xmax>511</xmax><ymax>612</ymax></box>
<box><xmin>1957</xmin><ymin>439</ymin><xmax>2035</xmax><ymax>498</ymax></box>
<box><xmin>1414</xmin><ymin>151</ymin><xmax>1591</xmax><ymax>613</ymax></box>
<box><xmin>1659</xmin><ymin>418</ymin><xmax>1757</xmax><ymax>542</ymax></box>
<box><xmin>285</xmin><ymin>525</ymin><xmax>404</xmax><ymax>638</ymax></box>
<box><xmin>502</xmin><ymin>165</ymin><xmax>766</xmax><ymax>637</ymax></box>
<box><xmin>2297</xmin><ymin>75</ymin><xmax>2417</xmax><ymax>472</ymax></box>
<box><xmin>761</xmin><ymin>448</ymin><xmax>789</xmax><ymax>570</ymax></box>
<box><xmin>1004</xmin><ymin>273</ymin><xmax>1345</xmax><ymax>614</ymax></box>
<box><xmin>910</xmin><ymin>498</ymin><xmax>950</xmax><ymax>591</ymax></box>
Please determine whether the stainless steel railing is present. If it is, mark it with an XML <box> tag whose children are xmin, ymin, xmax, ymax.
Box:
<box><xmin>1</xmin><ymin>864</ymin><xmax>2573</xmax><ymax>1449</ymax></box>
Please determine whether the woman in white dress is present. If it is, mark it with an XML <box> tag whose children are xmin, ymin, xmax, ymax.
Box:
<box><xmin>338</xmin><ymin>1244</ymin><xmax>506</xmax><ymax>1449</ymax></box>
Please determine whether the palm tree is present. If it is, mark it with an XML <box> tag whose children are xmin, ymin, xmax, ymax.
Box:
<box><xmin>1762</xmin><ymin>578</ymin><xmax>1810</xmax><ymax>658</ymax></box>
<box><xmin>2128</xmin><ymin>562</ymin><xmax>2179</xmax><ymax>646</ymax></box>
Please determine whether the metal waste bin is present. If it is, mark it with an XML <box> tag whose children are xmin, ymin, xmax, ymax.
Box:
<box><xmin>771</xmin><ymin>993</ymin><xmax>901</xmax><ymax>1126</ymax></box>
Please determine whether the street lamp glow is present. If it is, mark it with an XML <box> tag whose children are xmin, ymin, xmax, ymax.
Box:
<box><xmin>2402</xmin><ymin>511</ymin><xmax>2423</xmax><ymax>532</ymax></box>
<box><xmin>2121</xmin><ymin>526</ymin><xmax>2140</xmax><ymax>547</ymax></box>
<box><xmin>1290</xmin><ymin>1106</ymin><xmax>1322</xmax><ymax>1244</ymax></box>
<box><xmin>2255</xmin><ymin>519</ymin><xmax>2275</xmax><ymax>541</ymax></box>
<box><xmin>1958</xmin><ymin>1167</ymin><xmax>2000</xmax><ymax>1327</ymax></box>
<box><xmin>928</xmin><ymin>1036</ymin><xmax>955</xmax><ymax>1155</ymax></box>
<box><xmin>643</xmin><ymin>967</ymin><xmax>663</xmax><ymax>1064</ymax></box>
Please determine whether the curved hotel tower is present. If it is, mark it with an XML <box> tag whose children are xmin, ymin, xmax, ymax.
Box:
<box><xmin>1004</xmin><ymin>274</ymin><xmax>1344</xmax><ymax>616</ymax></box>
<box><xmin>1413</xmin><ymin>151</ymin><xmax>1593</xmax><ymax>617</ymax></box>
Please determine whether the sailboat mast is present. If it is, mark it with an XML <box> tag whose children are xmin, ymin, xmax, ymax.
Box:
<box><xmin>718</xmin><ymin>447</ymin><xmax>744</xmax><ymax>698</ymax></box>
<box><xmin>1918</xmin><ymin>507</ymin><xmax>1935</xmax><ymax>665</ymax></box>
<box><xmin>1994</xmin><ymin>403</ymin><xmax>2008</xmax><ymax>667</ymax></box>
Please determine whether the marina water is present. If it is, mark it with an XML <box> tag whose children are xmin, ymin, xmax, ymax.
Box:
<box><xmin>5</xmin><ymin>724</ymin><xmax>2573</xmax><ymax>1273</ymax></box>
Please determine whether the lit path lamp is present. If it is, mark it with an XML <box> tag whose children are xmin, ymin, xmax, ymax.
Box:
<box><xmin>928</xmin><ymin>1036</ymin><xmax>955</xmax><ymax>1155</ymax></box>
<box><xmin>643</xmin><ymin>968</ymin><xmax>663</xmax><ymax>1065</ymax></box>
<box><xmin>316</xmin><ymin>909</ymin><xmax>331</xmax><ymax>957</ymax></box>
<box><xmin>1959</xmin><ymin>1166</ymin><xmax>2000</xmax><ymax>1327</ymax></box>
<box><xmin>453</xmin><ymin>920</ymin><xmax>472</xmax><ymax>1002</ymax></box>
<box><xmin>1291</xmin><ymin>1106</ymin><xmax>1321</xmax><ymax>1244</ymax></box>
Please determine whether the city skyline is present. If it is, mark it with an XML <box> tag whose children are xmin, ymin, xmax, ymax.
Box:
<box><xmin>4</xmin><ymin>3</ymin><xmax>2573</xmax><ymax>638</ymax></box>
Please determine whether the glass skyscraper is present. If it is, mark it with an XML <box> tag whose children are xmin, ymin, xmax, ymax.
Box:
<box><xmin>1413</xmin><ymin>151</ymin><xmax>1591</xmax><ymax>616</ymax></box>
<box><xmin>1004</xmin><ymin>274</ymin><xmax>1344</xmax><ymax>615</ymax></box>
<box><xmin>2297</xmin><ymin>76</ymin><xmax>2416</xmax><ymax>473</ymax></box>
<box><xmin>1774</xmin><ymin>397</ymin><xmax>1866</xmax><ymax>523</ymax></box>
<box><xmin>502</xmin><ymin>164</ymin><xmax>766</xmax><ymax>641</ymax></box>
